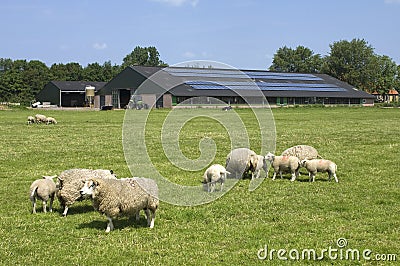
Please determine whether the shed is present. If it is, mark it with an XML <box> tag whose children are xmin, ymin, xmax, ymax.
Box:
<box><xmin>36</xmin><ymin>81</ymin><xmax>107</xmax><ymax>107</ymax></box>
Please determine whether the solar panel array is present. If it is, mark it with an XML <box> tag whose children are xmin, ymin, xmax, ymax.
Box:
<box><xmin>185</xmin><ymin>80</ymin><xmax>347</xmax><ymax>92</ymax></box>
<box><xmin>165</xmin><ymin>67</ymin><xmax>323</xmax><ymax>81</ymax></box>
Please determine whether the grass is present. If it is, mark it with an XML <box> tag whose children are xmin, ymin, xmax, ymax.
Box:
<box><xmin>0</xmin><ymin>107</ymin><xmax>399</xmax><ymax>265</ymax></box>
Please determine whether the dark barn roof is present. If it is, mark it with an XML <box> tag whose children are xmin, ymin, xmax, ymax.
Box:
<box><xmin>98</xmin><ymin>65</ymin><xmax>374</xmax><ymax>100</ymax></box>
<box><xmin>50</xmin><ymin>81</ymin><xmax>107</xmax><ymax>92</ymax></box>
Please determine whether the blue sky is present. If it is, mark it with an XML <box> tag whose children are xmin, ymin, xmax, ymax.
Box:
<box><xmin>1</xmin><ymin>0</ymin><xmax>399</xmax><ymax>69</ymax></box>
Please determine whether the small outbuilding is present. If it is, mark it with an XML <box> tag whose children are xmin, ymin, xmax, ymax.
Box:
<box><xmin>36</xmin><ymin>81</ymin><xmax>107</xmax><ymax>107</ymax></box>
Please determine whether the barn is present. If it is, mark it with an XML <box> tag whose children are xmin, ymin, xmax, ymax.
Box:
<box><xmin>36</xmin><ymin>81</ymin><xmax>107</xmax><ymax>107</ymax></box>
<box><xmin>97</xmin><ymin>66</ymin><xmax>375</xmax><ymax>109</ymax></box>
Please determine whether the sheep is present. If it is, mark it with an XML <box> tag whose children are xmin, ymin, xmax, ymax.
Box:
<box><xmin>225</xmin><ymin>148</ymin><xmax>261</xmax><ymax>179</ymax></box>
<box><xmin>120</xmin><ymin>177</ymin><xmax>159</xmax><ymax>221</ymax></box>
<box><xmin>301</xmin><ymin>159</ymin><xmax>338</xmax><ymax>182</ymax></box>
<box><xmin>56</xmin><ymin>169</ymin><xmax>117</xmax><ymax>216</ymax></box>
<box><xmin>252</xmin><ymin>155</ymin><xmax>269</xmax><ymax>179</ymax></box>
<box><xmin>264</xmin><ymin>152</ymin><xmax>301</xmax><ymax>181</ymax></box>
<box><xmin>35</xmin><ymin>114</ymin><xmax>47</xmax><ymax>124</ymax></box>
<box><xmin>202</xmin><ymin>164</ymin><xmax>230</xmax><ymax>192</ymax></box>
<box><xmin>46</xmin><ymin>117</ymin><xmax>57</xmax><ymax>125</ymax></box>
<box><xmin>79</xmin><ymin>178</ymin><xmax>159</xmax><ymax>232</ymax></box>
<box><xmin>281</xmin><ymin>145</ymin><xmax>321</xmax><ymax>160</ymax></box>
<box><xmin>27</xmin><ymin>116</ymin><xmax>35</xmax><ymax>124</ymax></box>
<box><xmin>29</xmin><ymin>175</ymin><xmax>57</xmax><ymax>213</ymax></box>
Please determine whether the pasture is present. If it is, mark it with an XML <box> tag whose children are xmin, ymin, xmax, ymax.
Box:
<box><xmin>0</xmin><ymin>107</ymin><xmax>399</xmax><ymax>265</ymax></box>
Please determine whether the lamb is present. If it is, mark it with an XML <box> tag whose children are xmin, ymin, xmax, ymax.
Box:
<box><xmin>301</xmin><ymin>159</ymin><xmax>338</xmax><ymax>182</ymax></box>
<box><xmin>225</xmin><ymin>148</ymin><xmax>261</xmax><ymax>179</ymax></box>
<box><xmin>202</xmin><ymin>164</ymin><xmax>230</xmax><ymax>192</ymax></box>
<box><xmin>29</xmin><ymin>175</ymin><xmax>57</xmax><ymax>213</ymax></box>
<box><xmin>80</xmin><ymin>178</ymin><xmax>159</xmax><ymax>232</ymax></box>
<box><xmin>56</xmin><ymin>168</ymin><xmax>117</xmax><ymax>216</ymax></box>
<box><xmin>281</xmin><ymin>145</ymin><xmax>321</xmax><ymax>160</ymax></box>
<box><xmin>264</xmin><ymin>152</ymin><xmax>300</xmax><ymax>181</ymax></box>
<box><xmin>35</xmin><ymin>114</ymin><xmax>47</xmax><ymax>124</ymax></box>
<box><xmin>27</xmin><ymin>116</ymin><xmax>35</xmax><ymax>124</ymax></box>
<box><xmin>46</xmin><ymin>117</ymin><xmax>57</xmax><ymax>124</ymax></box>
<box><xmin>252</xmin><ymin>155</ymin><xmax>268</xmax><ymax>179</ymax></box>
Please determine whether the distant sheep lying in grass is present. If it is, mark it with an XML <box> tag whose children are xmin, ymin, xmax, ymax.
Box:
<box><xmin>301</xmin><ymin>159</ymin><xmax>338</xmax><ymax>182</ymax></box>
<box><xmin>29</xmin><ymin>175</ymin><xmax>57</xmax><ymax>213</ymax></box>
<box><xmin>281</xmin><ymin>145</ymin><xmax>321</xmax><ymax>160</ymax></box>
<box><xmin>57</xmin><ymin>169</ymin><xmax>117</xmax><ymax>216</ymax></box>
<box><xmin>264</xmin><ymin>152</ymin><xmax>300</xmax><ymax>181</ymax></box>
<box><xmin>80</xmin><ymin>178</ymin><xmax>159</xmax><ymax>232</ymax></box>
<box><xmin>35</xmin><ymin>114</ymin><xmax>47</xmax><ymax>124</ymax></box>
<box><xmin>46</xmin><ymin>117</ymin><xmax>57</xmax><ymax>124</ymax></box>
<box><xmin>202</xmin><ymin>164</ymin><xmax>230</xmax><ymax>192</ymax></box>
<box><xmin>27</xmin><ymin>116</ymin><xmax>35</xmax><ymax>124</ymax></box>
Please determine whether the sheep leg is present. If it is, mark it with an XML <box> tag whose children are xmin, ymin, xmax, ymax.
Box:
<box><xmin>135</xmin><ymin>210</ymin><xmax>140</xmax><ymax>221</ymax></box>
<box><xmin>220</xmin><ymin>181</ymin><xmax>224</xmax><ymax>192</ymax></box>
<box><xmin>62</xmin><ymin>206</ymin><xmax>69</xmax><ymax>216</ymax></box>
<box><xmin>31</xmin><ymin>198</ymin><xmax>37</xmax><ymax>214</ymax></box>
<box><xmin>146</xmin><ymin>209</ymin><xmax>156</xmax><ymax>228</ymax></box>
<box><xmin>43</xmin><ymin>201</ymin><xmax>47</xmax><ymax>213</ymax></box>
<box><xmin>105</xmin><ymin>216</ymin><xmax>114</xmax><ymax>232</ymax></box>
<box><xmin>272</xmin><ymin>172</ymin><xmax>277</xmax><ymax>180</ymax></box>
<box><xmin>333</xmin><ymin>173</ymin><xmax>338</xmax><ymax>183</ymax></box>
<box><xmin>290</xmin><ymin>172</ymin><xmax>297</xmax><ymax>182</ymax></box>
<box><xmin>279</xmin><ymin>171</ymin><xmax>283</xmax><ymax>179</ymax></box>
<box><xmin>49</xmin><ymin>196</ymin><xmax>54</xmax><ymax>213</ymax></box>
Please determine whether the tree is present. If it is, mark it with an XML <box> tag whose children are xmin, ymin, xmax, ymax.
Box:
<box><xmin>122</xmin><ymin>46</ymin><xmax>167</xmax><ymax>68</ymax></box>
<box><xmin>322</xmin><ymin>38</ymin><xmax>375</xmax><ymax>91</ymax></box>
<box><xmin>269</xmin><ymin>45</ymin><xmax>323</xmax><ymax>73</ymax></box>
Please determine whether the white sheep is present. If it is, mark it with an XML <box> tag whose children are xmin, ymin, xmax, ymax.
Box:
<box><xmin>225</xmin><ymin>148</ymin><xmax>261</xmax><ymax>179</ymax></box>
<box><xmin>35</xmin><ymin>114</ymin><xmax>47</xmax><ymax>124</ymax></box>
<box><xmin>46</xmin><ymin>117</ymin><xmax>57</xmax><ymax>124</ymax></box>
<box><xmin>281</xmin><ymin>145</ymin><xmax>321</xmax><ymax>160</ymax></box>
<box><xmin>56</xmin><ymin>169</ymin><xmax>117</xmax><ymax>216</ymax></box>
<box><xmin>120</xmin><ymin>177</ymin><xmax>159</xmax><ymax>221</ymax></box>
<box><xmin>27</xmin><ymin>116</ymin><xmax>35</xmax><ymax>124</ymax></box>
<box><xmin>29</xmin><ymin>175</ymin><xmax>57</xmax><ymax>213</ymax></box>
<box><xmin>264</xmin><ymin>152</ymin><xmax>300</xmax><ymax>181</ymax></box>
<box><xmin>252</xmin><ymin>155</ymin><xmax>268</xmax><ymax>179</ymax></box>
<box><xmin>301</xmin><ymin>159</ymin><xmax>338</xmax><ymax>182</ymax></box>
<box><xmin>80</xmin><ymin>178</ymin><xmax>159</xmax><ymax>232</ymax></box>
<box><xmin>202</xmin><ymin>164</ymin><xmax>230</xmax><ymax>192</ymax></box>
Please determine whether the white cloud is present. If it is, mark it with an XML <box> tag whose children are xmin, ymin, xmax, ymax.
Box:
<box><xmin>93</xmin><ymin>42</ymin><xmax>107</xmax><ymax>50</ymax></box>
<box><xmin>183</xmin><ymin>51</ymin><xmax>196</xmax><ymax>58</ymax></box>
<box><xmin>384</xmin><ymin>0</ymin><xmax>400</xmax><ymax>4</ymax></box>
<box><xmin>151</xmin><ymin>0</ymin><xmax>199</xmax><ymax>7</ymax></box>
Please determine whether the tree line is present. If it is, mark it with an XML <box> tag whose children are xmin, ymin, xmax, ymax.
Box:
<box><xmin>1</xmin><ymin>39</ymin><xmax>399</xmax><ymax>105</ymax></box>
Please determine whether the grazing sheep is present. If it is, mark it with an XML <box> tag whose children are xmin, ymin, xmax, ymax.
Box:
<box><xmin>264</xmin><ymin>152</ymin><xmax>300</xmax><ymax>181</ymax></box>
<box><xmin>35</xmin><ymin>114</ymin><xmax>47</xmax><ymax>124</ymax></box>
<box><xmin>301</xmin><ymin>159</ymin><xmax>338</xmax><ymax>182</ymax></box>
<box><xmin>281</xmin><ymin>145</ymin><xmax>321</xmax><ymax>160</ymax></box>
<box><xmin>46</xmin><ymin>117</ymin><xmax>57</xmax><ymax>124</ymax></box>
<box><xmin>202</xmin><ymin>164</ymin><xmax>230</xmax><ymax>192</ymax></box>
<box><xmin>252</xmin><ymin>155</ymin><xmax>269</xmax><ymax>179</ymax></box>
<box><xmin>80</xmin><ymin>178</ymin><xmax>159</xmax><ymax>232</ymax></box>
<box><xmin>57</xmin><ymin>169</ymin><xmax>117</xmax><ymax>216</ymax></box>
<box><xmin>120</xmin><ymin>177</ymin><xmax>159</xmax><ymax>221</ymax></box>
<box><xmin>225</xmin><ymin>148</ymin><xmax>260</xmax><ymax>179</ymax></box>
<box><xmin>29</xmin><ymin>175</ymin><xmax>57</xmax><ymax>213</ymax></box>
<box><xmin>27</xmin><ymin>116</ymin><xmax>35</xmax><ymax>124</ymax></box>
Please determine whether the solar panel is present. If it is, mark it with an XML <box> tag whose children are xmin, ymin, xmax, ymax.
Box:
<box><xmin>165</xmin><ymin>68</ymin><xmax>323</xmax><ymax>81</ymax></box>
<box><xmin>186</xmin><ymin>82</ymin><xmax>347</xmax><ymax>92</ymax></box>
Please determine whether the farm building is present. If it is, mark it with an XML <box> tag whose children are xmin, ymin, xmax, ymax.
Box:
<box><xmin>97</xmin><ymin>66</ymin><xmax>375</xmax><ymax>109</ymax></box>
<box><xmin>36</xmin><ymin>81</ymin><xmax>107</xmax><ymax>107</ymax></box>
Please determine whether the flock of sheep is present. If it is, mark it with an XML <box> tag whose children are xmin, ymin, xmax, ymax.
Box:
<box><xmin>29</xmin><ymin>169</ymin><xmax>159</xmax><ymax>232</ymax></box>
<box><xmin>203</xmin><ymin>145</ymin><xmax>338</xmax><ymax>192</ymax></box>
<box><xmin>29</xmin><ymin>145</ymin><xmax>337</xmax><ymax>232</ymax></box>
<box><xmin>27</xmin><ymin>114</ymin><xmax>57</xmax><ymax>125</ymax></box>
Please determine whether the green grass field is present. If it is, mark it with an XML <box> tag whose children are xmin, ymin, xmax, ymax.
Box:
<box><xmin>0</xmin><ymin>107</ymin><xmax>398</xmax><ymax>265</ymax></box>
